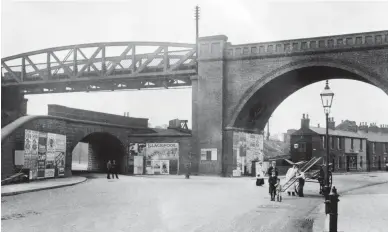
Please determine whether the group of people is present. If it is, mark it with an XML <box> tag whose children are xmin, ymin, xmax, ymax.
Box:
<box><xmin>256</xmin><ymin>161</ymin><xmax>306</xmax><ymax>201</ymax></box>
<box><xmin>106</xmin><ymin>160</ymin><xmax>119</xmax><ymax>179</ymax></box>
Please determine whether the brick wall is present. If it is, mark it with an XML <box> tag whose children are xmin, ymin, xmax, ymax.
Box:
<box><xmin>48</xmin><ymin>104</ymin><xmax>148</xmax><ymax>128</ymax></box>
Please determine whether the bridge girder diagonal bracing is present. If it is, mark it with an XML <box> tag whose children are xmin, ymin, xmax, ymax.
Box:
<box><xmin>1</xmin><ymin>42</ymin><xmax>197</xmax><ymax>94</ymax></box>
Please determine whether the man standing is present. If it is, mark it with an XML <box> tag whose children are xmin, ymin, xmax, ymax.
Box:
<box><xmin>267</xmin><ymin>161</ymin><xmax>279</xmax><ymax>177</ymax></box>
<box><xmin>296</xmin><ymin>170</ymin><xmax>306</xmax><ymax>197</ymax></box>
<box><xmin>107</xmin><ymin>160</ymin><xmax>112</xmax><ymax>179</ymax></box>
<box><xmin>112</xmin><ymin>160</ymin><xmax>119</xmax><ymax>179</ymax></box>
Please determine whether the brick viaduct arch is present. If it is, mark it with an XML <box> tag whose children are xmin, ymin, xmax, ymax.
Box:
<box><xmin>192</xmin><ymin>33</ymin><xmax>388</xmax><ymax>176</ymax></box>
<box><xmin>230</xmin><ymin>57</ymin><xmax>388</xmax><ymax>131</ymax></box>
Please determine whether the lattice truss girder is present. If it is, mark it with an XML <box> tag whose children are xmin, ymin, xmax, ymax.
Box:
<box><xmin>1</xmin><ymin>42</ymin><xmax>196</xmax><ymax>93</ymax></box>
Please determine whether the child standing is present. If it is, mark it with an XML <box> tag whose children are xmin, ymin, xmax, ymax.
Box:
<box><xmin>275</xmin><ymin>178</ymin><xmax>282</xmax><ymax>202</ymax></box>
<box><xmin>268</xmin><ymin>171</ymin><xmax>277</xmax><ymax>201</ymax></box>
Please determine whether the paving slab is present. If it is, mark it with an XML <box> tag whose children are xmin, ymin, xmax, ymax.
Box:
<box><xmin>313</xmin><ymin>173</ymin><xmax>388</xmax><ymax>232</ymax></box>
<box><xmin>1</xmin><ymin>176</ymin><xmax>87</xmax><ymax>196</ymax></box>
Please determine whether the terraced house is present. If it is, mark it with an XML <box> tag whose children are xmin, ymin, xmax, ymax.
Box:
<box><xmin>290</xmin><ymin>114</ymin><xmax>388</xmax><ymax>172</ymax></box>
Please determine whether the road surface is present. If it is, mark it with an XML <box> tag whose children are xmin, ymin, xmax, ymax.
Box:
<box><xmin>2</xmin><ymin>173</ymin><xmax>388</xmax><ymax>232</ymax></box>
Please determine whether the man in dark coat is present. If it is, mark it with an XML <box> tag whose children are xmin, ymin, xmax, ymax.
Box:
<box><xmin>268</xmin><ymin>171</ymin><xmax>278</xmax><ymax>201</ymax></box>
<box><xmin>107</xmin><ymin>160</ymin><xmax>112</xmax><ymax>179</ymax></box>
<box><xmin>267</xmin><ymin>161</ymin><xmax>279</xmax><ymax>177</ymax></box>
<box><xmin>112</xmin><ymin>160</ymin><xmax>119</xmax><ymax>179</ymax></box>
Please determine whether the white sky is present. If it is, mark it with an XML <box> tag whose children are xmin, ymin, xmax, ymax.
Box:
<box><xmin>2</xmin><ymin>0</ymin><xmax>388</xmax><ymax>134</ymax></box>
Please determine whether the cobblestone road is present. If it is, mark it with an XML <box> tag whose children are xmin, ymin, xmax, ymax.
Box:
<box><xmin>2</xmin><ymin>173</ymin><xmax>387</xmax><ymax>232</ymax></box>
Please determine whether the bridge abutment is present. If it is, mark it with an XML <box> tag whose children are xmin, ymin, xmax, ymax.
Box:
<box><xmin>193</xmin><ymin>35</ymin><xmax>228</xmax><ymax>175</ymax></box>
<box><xmin>1</xmin><ymin>86</ymin><xmax>27</xmax><ymax>127</ymax></box>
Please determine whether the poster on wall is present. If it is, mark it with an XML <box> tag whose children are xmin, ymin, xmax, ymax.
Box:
<box><xmin>145</xmin><ymin>160</ymin><xmax>154</xmax><ymax>175</ymax></box>
<box><xmin>55</xmin><ymin>134</ymin><xmax>66</xmax><ymax>176</ymax></box>
<box><xmin>146</xmin><ymin>143</ymin><xmax>179</xmax><ymax>160</ymax></box>
<box><xmin>160</xmin><ymin>160</ymin><xmax>170</xmax><ymax>174</ymax></box>
<box><xmin>45</xmin><ymin>152</ymin><xmax>55</xmax><ymax>178</ymax></box>
<box><xmin>24</xmin><ymin>130</ymin><xmax>39</xmax><ymax>180</ymax></box>
<box><xmin>200</xmin><ymin>148</ymin><xmax>217</xmax><ymax>161</ymax></box>
<box><xmin>37</xmin><ymin>132</ymin><xmax>47</xmax><ymax>178</ymax></box>
<box><xmin>47</xmin><ymin>133</ymin><xmax>56</xmax><ymax>153</ymax></box>
<box><xmin>129</xmin><ymin>143</ymin><xmax>146</xmax><ymax>156</ymax></box>
<box><xmin>233</xmin><ymin>132</ymin><xmax>264</xmax><ymax>175</ymax></box>
<box><xmin>134</xmin><ymin>156</ymin><xmax>144</xmax><ymax>175</ymax></box>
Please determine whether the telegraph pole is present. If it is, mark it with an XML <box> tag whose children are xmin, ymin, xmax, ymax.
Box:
<box><xmin>194</xmin><ymin>5</ymin><xmax>200</xmax><ymax>73</ymax></box>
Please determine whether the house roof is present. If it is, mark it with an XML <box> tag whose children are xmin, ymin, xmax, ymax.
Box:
<box><xmin>128</xmin><ymin>128</ymin><xmax>191</xmax><ymax>137</ymax></box>
<box><xmin>309</xmin><ymin>127</ymin><xmax>367</xmax><ymax>139</ymax></box>
<box><xmin>358</xmin><ymin>131</ymin><xmax>388</xmax><ymax>143</ymax></box>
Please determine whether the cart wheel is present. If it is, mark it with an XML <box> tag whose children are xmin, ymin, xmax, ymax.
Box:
<box><xmin>294</xmin><ymin>182</ymin><xmax>299</xmax><ymax>194</ymax></box>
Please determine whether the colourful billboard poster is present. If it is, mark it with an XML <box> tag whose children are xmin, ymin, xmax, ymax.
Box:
<box><xmin>129</xmin><ymin>143</ymin><xmax>146</xmax><ymax>156</ymax></box>
<box><xmin>160</xmin><ymin>160</ymin><xmax>170</xmax><ymax>175</ymax></box>
<box><xmin>146</xmin><ymin>143</ymin><xmax>179</xmax><ymax>160</ymax></box>
<box><xmin>37</xmin><ymin>132</ymin><xmax>47</xmax><ymax>178</ymax></box>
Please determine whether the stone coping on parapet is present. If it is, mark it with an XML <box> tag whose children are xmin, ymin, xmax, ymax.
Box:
<box><xmin>225</xmin><ymin>30</ymin><xmax>388</xmax><ymax>59</ymax></box>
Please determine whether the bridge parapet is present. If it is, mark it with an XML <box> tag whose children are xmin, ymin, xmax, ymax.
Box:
<box><xmin>225</xmin><ymin>30</ymin><xmax>388</xmax><ymax>59</ymax></box>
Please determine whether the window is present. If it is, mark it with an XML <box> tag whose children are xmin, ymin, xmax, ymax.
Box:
<box><xmin>351</xmin><ymin>138</ymin><xmax>354</xmax><ymax>150</ymax></box>
<box><xmin>337</xmin><ymin>137</ymin><xmax>342</xmax><ymax>150</ymax></box>
<box><xmin>300</xmin><ymin>143</ymin><xmax>307</xmax><ymax>152</ymax></box>
<box><xmin>383</xmin><ymin>143</ymin><xmax>387</xmax><ymax>154</ymax></box>
<box><xmin>201</xmin><ymin>149</ymin><xmax>217</xmax><ymax>161</ymax></box>
<box><xmin>321</xmin><ymin>136</ymin><xmax>326</xmax><ymax>149</ymax></box>
<box><xmin>373</xmin><ymin>143</ymin><xmax>376</xmax><ymax>154</ymax></box>
<box><xmin>360</xmin><ymin>139</ymin><xmax>363</xmax><ymax>151</ymax></box>
<box><xmin>330</xmin><ymin>137</ymin><xmax>334</xmax><ymax>149</ymax></box>
<box><xmin>360</xmin><ymin>156</ymin><xmax>363</xmax><ymax>168</ymax></box>
<box><xmin>348</xmin><ymin>156</ymin><xmax>357</xmax><ymax>170</ymax></box>
<box><xmin>338</xmin><ymin>156</ymin><xmax>342</xmax><ymax>169</ymax></box>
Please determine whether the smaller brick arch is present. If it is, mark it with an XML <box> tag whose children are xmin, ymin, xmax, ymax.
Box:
<box><xmin>229</xmin><ymin>57</ymin><xmax>388</xmax><ymax>129</ymax></box>
<box><xmin>71</xmin><ymin>131</ymin><xmax>128</xmax><ymax>173</ymax></box>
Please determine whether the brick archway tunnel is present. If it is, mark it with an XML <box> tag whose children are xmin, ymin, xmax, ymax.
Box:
<box><xmin>75</xmin><ymin>132</ymin><xmax>127</xmax><ymax>173</ymax></box>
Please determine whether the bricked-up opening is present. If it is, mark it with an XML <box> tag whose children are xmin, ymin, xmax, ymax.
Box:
<box><xmin>233</xmin><ymin>66</ymin><xmax>380</xmax><ymax>131</ymax></box>
<box><xmin>78</xmin><ymin>132</ymin><xmax>126</xmax><ymax>173</ymax></box>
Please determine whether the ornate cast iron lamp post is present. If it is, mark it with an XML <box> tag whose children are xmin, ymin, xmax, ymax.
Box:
<box><xmin>320</xmin><ymin>80</ymin><xmax>334</xmax><ymax>198</ymax></box>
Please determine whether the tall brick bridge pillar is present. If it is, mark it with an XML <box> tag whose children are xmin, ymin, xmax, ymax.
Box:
<box><xmin>192</xmin><ymin>35</ymin><xmax>228</xmax><ymax>175</ymax></box>
<box><xmin>1</xmin><ymin>86</ymin><xmax>27</xmax><ymax>127</ymax></box>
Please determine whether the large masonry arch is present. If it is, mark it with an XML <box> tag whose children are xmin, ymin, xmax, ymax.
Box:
<box><xmin>191</xmin><ymin>32</ymin><xmax>388</xmax><ymax>176</ymax></box>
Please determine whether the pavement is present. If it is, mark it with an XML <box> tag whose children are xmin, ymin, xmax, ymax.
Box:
<box><xmin>1</xmin><ymin>176</ymin><xmax>87</xmax><ymax>196</ymax></box>
<box><xmin>313</xmin><ymin>173</ymin><xmax>388</xmax><ymax>232</ymax></box>
<box><xmin>1</xmin><ymin>173</ymin><xmax>388</xmax><ymax>232</ymax></box>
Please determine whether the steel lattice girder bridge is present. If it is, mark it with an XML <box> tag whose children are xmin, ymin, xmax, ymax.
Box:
<box><xmin>1</xmin><ymin>42</ymin><xmax>197</xmax><ymax>94</ymax></box>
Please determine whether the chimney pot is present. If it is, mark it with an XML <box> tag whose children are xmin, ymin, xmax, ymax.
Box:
<box><xmin>307</xmin><ymin>114</ymin><xmax>309</xmax><ymax>119</ymax></box>
<box><xmin>303</xmin><ymin>114</ymin><xmax>305</xmax><ymax>119</ymax></box>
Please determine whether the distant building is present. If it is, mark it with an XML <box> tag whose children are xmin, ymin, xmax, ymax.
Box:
<box><xmin>283</xmin><ymin>129</ymin><xmax>297</xmax><ymax>144</ymax></box>
<box><xmin>290</xmin><ymin>114</ymin><xmax>388</xmax><ymax>172</ymax></box>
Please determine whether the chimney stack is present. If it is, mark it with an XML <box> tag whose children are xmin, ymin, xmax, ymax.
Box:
<box><xmin>380</xmin><ymin>124</ymin><xmax>388</xmax><ymax>134</ymax></box>
<box><xmin>301</xmin><ymin>113</ymin><xmax>310</xmax><ymax>129</ymax></box>
<box><xmin>369</xmin><ymin>123</ymin><xmax>379</xmax><ymax>133</ymax></box>
<box><xmin>328</xmin><ymin>117</ymin><xmax>335</xmax><ymax>130</ymax></box>
<box><xmin>359</xmin><ymin>122</ymin><xmax>369</xmax><ymax>133</ymax></box>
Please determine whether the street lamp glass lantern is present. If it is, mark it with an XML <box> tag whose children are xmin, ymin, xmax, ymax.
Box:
<box><xmin>320</xmin><ymin>80</ymin><xmax>334</xmax><ymax>114</ymax></box>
